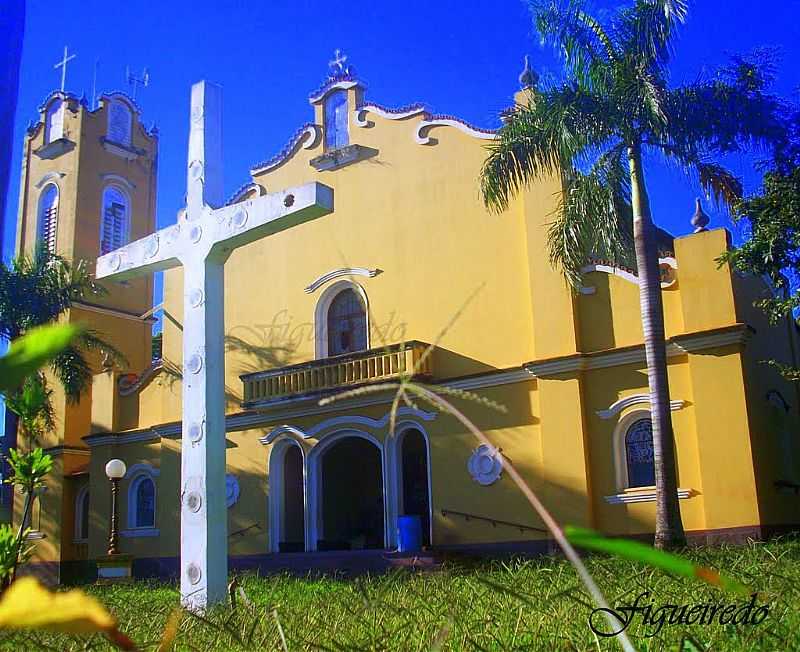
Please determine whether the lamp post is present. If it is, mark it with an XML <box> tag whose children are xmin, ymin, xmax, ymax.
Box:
<box><xmin>105</xmin><ymin>459</ymin><xmax>126</xmax><ymax>555</ymax></box>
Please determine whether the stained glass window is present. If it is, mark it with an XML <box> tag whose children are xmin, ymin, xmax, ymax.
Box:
<box><xmin>133</xmin><ymin>477</ymin><xmax>155</xmax><ymax>528</ymax></box>
<box><xmin>625</xmin><ymin>418</ymin><xmax>656</xmax><ymax>488</ymax></box>
<box><xmin>37</xmin><ymin>184</ymin><xmax>59</xmax><ymax>253</ymax></box>
<box><xmin>327</xmin><ymin>288</ymin><xmax>367</xmax><ymax>356</ymax></box>
<box><xmin>100</xmin><ymin>186</ymin><xmax>129</xmax><ymax>254</ymax></box>
<box><xmin>324</xmin><ymin>90</ymin><xmax>349</xmax><ymax>150</ymax></box>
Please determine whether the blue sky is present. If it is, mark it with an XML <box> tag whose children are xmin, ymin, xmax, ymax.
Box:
<box><xmin>4</xmin><ymin>0</ymin><xmax>800</xmax><ymax>266</ymax></box>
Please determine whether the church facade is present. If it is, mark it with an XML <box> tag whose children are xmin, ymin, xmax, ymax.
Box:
<box><xmin>10</xmin><ymin>60</ymin><xmax>800</xmax><ymax>582</ymax></box>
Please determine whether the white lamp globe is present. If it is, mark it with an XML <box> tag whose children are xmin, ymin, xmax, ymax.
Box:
<box><xmin>105</xmin><ymin>459</ymin><xmax>127</xmax><ymax>480</ymax></box>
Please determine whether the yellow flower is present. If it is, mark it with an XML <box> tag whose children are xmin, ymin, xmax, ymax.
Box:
<box><xmin>0</xmin><ymin>577</ymin><xmax>136</xmax><ymax>649</ymax></box>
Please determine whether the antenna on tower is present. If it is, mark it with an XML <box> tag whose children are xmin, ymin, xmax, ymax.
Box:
<box><xmin>126</xmin><ymin>66</ymin><xmax>150</xmax><ymax>101</ymax></box>
<box><xmin>91</xmin><ymin>58</ymin><xmax>99</xmax><ymax>110</ymax></box>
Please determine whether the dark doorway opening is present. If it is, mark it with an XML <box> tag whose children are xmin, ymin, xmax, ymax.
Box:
<box><xmin>401</xmin><ymin>429</ymin><xmax>431</xmax><ymax>546</ymax></box>
<box><xmin>280</xmin><ymin>445</ymin><xmax>305</xmax><ymax>552</ymax></box>
<box><xmin>319</xmin><ymin>437</ymin><xmax>384</xmax><ymax>550</ymax></box>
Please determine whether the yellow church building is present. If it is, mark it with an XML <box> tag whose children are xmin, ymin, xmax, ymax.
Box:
<box><xmin>10</xmin><ymin>57</ymin><xmax>800</xmax><ymax>583</ymax></box>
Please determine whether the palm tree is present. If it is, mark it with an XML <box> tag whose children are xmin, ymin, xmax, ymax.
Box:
<box><xmin>0</xmin><ymin>246</ymin><xmax>124</xmax><ymax>401</ymax></box>
<box><xmin>0</xmin><ymin>247</ymin><xmax>125</xmax><ymax>488</ymax></box>
<box><xmin>481</xmin><ymin>0</ymin><xmax>785</xmax><ymax>548</ymax></box>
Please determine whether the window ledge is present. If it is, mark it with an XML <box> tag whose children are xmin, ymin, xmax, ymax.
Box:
<box><xmin>25</xmin><ymin>531</ymin><xmax>46</xmax><ymax>540</ymax></box>
<box><xmin>310</xmin><ymin>144</ymin><xmax>378</xmax><ymax>172</ymax></box>
<box><xmin>34</xmin><ymin>138</ymin><xmax>75</xmax><ymax>160</ymax></box>
<box><xmin>72</xmin><ymin>538</ymin><xmax>88</xmax><ymax>544</ymax></box>
<box><xmin>120</xmin><ymin>527</ymin><xmax>159</xmax><ymax>538</ymax></box>
<box><xmin>604</xmin><ymin>488</ymin><xmax>694</xmax><ymax>504</ymax></box>
<box><xmin>101</xmin><ymin>138</ymin><xmax>143</xmax><ymax>160</ymax></box>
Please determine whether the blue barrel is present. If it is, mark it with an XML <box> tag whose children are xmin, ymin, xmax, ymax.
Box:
<box><xmin>397</xmin><ymin>515</ymin><xmax>423</xmax><ymax>552</ymax></box>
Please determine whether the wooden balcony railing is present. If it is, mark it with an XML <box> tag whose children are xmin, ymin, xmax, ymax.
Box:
<box><xmin>241</xmin><ymin>341</ymin><xmax>433</xmax><ymax>406</ymax></box>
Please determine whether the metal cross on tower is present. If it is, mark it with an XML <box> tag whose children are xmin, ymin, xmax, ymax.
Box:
<box><xmin>329</xmin><ymin>48</ymin><xmax>348</xmax><ymax>74</ymax></box>
<box><xmin>126</xmin><ymin>66</ymin><xmax>150</xmax><ymax>100</ymax></box>
<box><xmin>54</xmin><ymin>46</ymin><xmax>76</xmax><ymax>92</ymax></box>
<box><xmin>95</xmin><ymin>81</ymin><xmax>334</xmax><ymax>611</ymax></box>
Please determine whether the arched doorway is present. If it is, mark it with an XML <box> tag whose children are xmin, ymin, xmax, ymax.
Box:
<box><xmin>317</xmin><ymin>435</ymin><xmax>385</xmax><ymax>551</ymax></box>
<box><xmin>281</xmin><ymin>445</ymin><xmax>305</xmax><ymax>552</ymax></box>
<box><xmin>268</xmin><ymin>439</ymin><xmax>307</xmax><ymax>553</ymax></box>
<box><xmin>399</xmin><ymin>429</ymin><xmax>432</xmax><ymax>547</ymax></box>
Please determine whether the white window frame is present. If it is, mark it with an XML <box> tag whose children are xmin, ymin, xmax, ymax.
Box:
<box><xmin>314</xmin><ymin>280</ymin><xmax>370</xmax><ymax>359</ymax></box>
<box><xmin>37</xmin><ymin>183</ymin><xmax>59</xmax><ymax>253</ymax></box>
<box><xmin>123</xmin><ymin>464</ymin><xmax>159</xmax><ymax>537</ymax></box>
<box><xmin>612</xmin><ymin>409</ymin><xmax>655</xmax><ymax>493</ymax></box>
<box><xmin>99</xmin><ymin>184</ymin><xmax>131</xmax><ymax>255</ymax></box>
<box><xmin>267</xmin><ymin>437</ymin><xmax>308</xmax><ymax>553</ymax></box>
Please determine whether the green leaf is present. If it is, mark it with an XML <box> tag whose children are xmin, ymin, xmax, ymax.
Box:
<box><xmin>564</xmin><ymin>525</ymin><xmax>749</xmax><ymax>594</ymax></box>
<box><xmin>0</xmin><ymin>324</ymin><xmax>81</xmax><ymax>393</ymax></box>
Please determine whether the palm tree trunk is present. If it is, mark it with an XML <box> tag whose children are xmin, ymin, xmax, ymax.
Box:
<box><xmin>628</xmin><ymin>143</ymin><xmax>686</xmax><ymax>549</ymax></box>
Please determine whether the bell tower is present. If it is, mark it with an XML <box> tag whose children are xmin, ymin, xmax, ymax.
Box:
<box><xmin>16</xmin><ymin>90</ymin><xmax>157</xmax><ymax>317</ymax></box>
<box><xmin>8</xmin><ymin>89</ymin><xmax>159</xmax><ymax>581</ymax></box>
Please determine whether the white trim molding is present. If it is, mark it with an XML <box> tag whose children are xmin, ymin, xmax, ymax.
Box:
<box><xmin>597</xmin><ymin>394</ymin><xmax>686</xmax><ymax>419</ymax></box>
<box><xmin>260</xmin><ymin>407</ymin><xmax>437</xmax><ymax>446</ymax></box>
<box><xmin>354</xmin><ymin>104</ymin><xmax>427</xmax><ymax>128</ymax></box>
<box><xmin>304</xmin><ymin>267</ymin><xmax>381</xmax><ymax>294</ymax></box>
<box><xmin>580</xmin><ymin>256</ymin><xmax>678</xmax><ymax>292</ymax></box>
<box><xmin>308</xmin><ymin>79</ymin><xmax>361</xmax><ymax>104</ymax></box>
<box><xmin>100</xmin><ymin>173</ymin><xmax>136</xmax><ymax>190</ymax></box>
<box><xmin>415</xmin><ymin>118</ymin><xmax>495</xmax><ymax>145</ymax></box>
<box><xmin>526</xmin><ymin>324</ymin><xmax>751</xmax><ymax>378</ymax></box>
<box><xmin>34</xmin><ymin>171</ymin><xmax>65</xmax><ymax>189</ymax></box>
<box><xmin>604</xmin><ymin>488</ymin><xmax>695</xmax><ymax>504</ymax></box>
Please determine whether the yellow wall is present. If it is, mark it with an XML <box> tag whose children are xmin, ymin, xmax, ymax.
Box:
<box><xmin>16</xmin><ymin>81</ymin><xmax>800</xmax><ymax>572</ymax></box>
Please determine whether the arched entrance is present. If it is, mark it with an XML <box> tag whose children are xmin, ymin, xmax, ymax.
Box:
<box><xmin>314</xmin><ymin>434</ymin><xmax>385</xmax><ymax>551</ymax></box>
<box><xmin>268</xmin><ymin>439</ymin><xmax>307</xmax><ymax>553</ymax></box>
<box><xmin>399</xmin><ymin>428</ymin><xmax>432</xmax><ymax>547</ymax></box>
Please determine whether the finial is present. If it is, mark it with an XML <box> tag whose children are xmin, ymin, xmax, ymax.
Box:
<box><xmin>328</xmin><ymin>49</ymin><xmax>354</xmax><ymax>78</ymax></box>
<box><xmin>148</xmin><ymin>120</ymin><xmax>159</xmax><ymax>135</ymax></box>
<box><xmin>691</xmin><ymin>197</ymin><xmax>710</xmax><ymax>233</ymax></box>
<box><xmin>518</xmin><ymin>54</ymin><xmax>538</xmax><ymax>90</ymax></box>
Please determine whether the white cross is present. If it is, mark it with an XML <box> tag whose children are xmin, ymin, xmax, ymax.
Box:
<box><xmin>95</xmin><ymin>81</ymin><xmax>333</xmax><ymax>611</ymax></box>
<box><xmin>54</xmin><ymin>46</ymin><xmax>76</xmax><ymax>93</ymax></box>
<box><xmin>329</xmin><ymin>48</ymin><xmax>347</xmax><ymax>74</ymax></box>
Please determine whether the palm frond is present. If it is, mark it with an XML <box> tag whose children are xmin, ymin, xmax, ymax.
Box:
<box><xmin>547</xmin><ymin>146</ymin><xmax>635</xmax><ymax>287</ymax></box>
<box><xmin>662</xmin><ymin>74</ymin><xmax>786</xmax><ymax>158</ymax></box>
<box><xmin>50</xmin><ymin>346</ymin><xmax>92</xmax><ymax>404</ymax></box>
<box><xmin>77</xmin><ymin>329</ymin><xmax>128</xmax><ymax>370</ymax></box>
<box><xmin>481</xmin><ymin>85</ymin><xmax>616</xmax><ymax>212</ymax></box>
<box><xmin>616</xmin><ymin>0</ymin><xmax>687</xmax><ymax>68</ymax></box>
<box><xmin>532</xmin><ymin>0</ymin><xmax>617</xmax><ymax>91</ymax></box>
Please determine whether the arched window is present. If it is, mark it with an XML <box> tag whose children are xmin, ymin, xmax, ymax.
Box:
<box><xmin>324</xmin><ymin>90</ymin><xmax>349</xmax><ymax>150</ymax></box>
<box><xmin>45</xmin><ymin>99</ymin><xmax>64</xmax><ymax>143</ymax></box>
<box><xmin>107</xmin><ymin>100</ymin><xmax>132</xmax><ymax>146</ymax></box>
<box><xmin>625</xmin><ymin>418</ymin><xmax>655</xmax><ymax>488</ymax></box>
<box><xmin>74</xmin><ymin>486</ymin><xmax>90</xmax><ymax>541</ymax></box>
<box><xmin>100</xmin><ymin>186</ymin><xmax>130</xmax><ymax>254</ymax></box>
<box><xmin>128</xmin><ymin>475</ymin><xmax>156</xmax><ymax>529</ymax></box>
<box><xmin>37</xmin><ymin>184</ymin><xmax>59</xmax><ymax>253</ymax></box>
<box><xmin>327</xmin><ymin>288</ymin><xmax>367</xmax><ymax>356</ymax></box>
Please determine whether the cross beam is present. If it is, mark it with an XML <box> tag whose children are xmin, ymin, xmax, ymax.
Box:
<box><xmin>96</xmin><ymin>81</ymin><xmax>333</xmax><ymax>611</ymax></box>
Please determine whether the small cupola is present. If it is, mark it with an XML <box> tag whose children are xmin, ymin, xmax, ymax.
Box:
<box><xmin>308</xmin><ymin>50</ymin><xmax>376</xmax><ymax>172</ymax></box>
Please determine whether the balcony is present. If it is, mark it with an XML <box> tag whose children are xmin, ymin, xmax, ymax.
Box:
<box><xmin>241</xmin><ymin>341</ymin><xmax>433</xmax><ymax>407</ymax></box>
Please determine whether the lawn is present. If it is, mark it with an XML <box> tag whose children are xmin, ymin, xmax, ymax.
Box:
<box><xmin>1</xmin><ymin>538</ymin><xmax>799</xmax><ymax>651</ymax></box>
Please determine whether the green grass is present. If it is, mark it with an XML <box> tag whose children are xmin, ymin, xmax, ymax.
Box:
<box><xmin>2</xmin><ymin>538</ymin><xmax>799</xmax><ymax>651</ymax></box>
